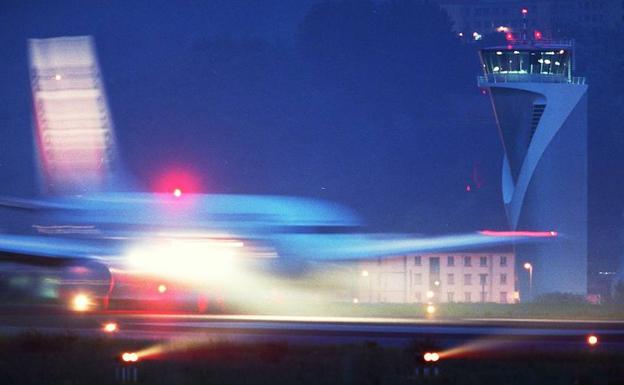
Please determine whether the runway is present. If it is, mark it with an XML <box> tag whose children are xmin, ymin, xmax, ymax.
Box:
<box><xmin>2</xmin><ymin>306</ymin><xmax>624</xmax><ymax>354</ymax></box>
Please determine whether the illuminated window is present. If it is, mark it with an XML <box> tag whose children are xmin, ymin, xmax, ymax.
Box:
<box><xmin>464</xmin><ymin>274</ymin><xmax>472</xmax><ymax>285</ymax></box>
<box><xmin>500</xmin><ymin>274</ymin><xmax>507</xmax><ymax>285</ymax></box>
<box><xmin>500</xmin><ymin>256</ymin><xmax>508</xmax><ymax>267</ymax></box>
<box><xmin>447</xmin><ymin>273</ymin><xmax>455</xmax><ymax>285</ymax></box>
<box><xmin>447</xmin><ymin>256</ymin><xmax>455</xmax><ymax>266</ymax></box>
<box><xmin>464</xmin><ymin>256</ymin><xmax>472</xmax><ymax>267</ymax></box>
<box><xmin>414</xmin><ymin>255</ymin><xmax>422</xmax><ymax>266</ymax></box>
<box><xmin>480</xmin><ymin>256</ymin><xmax>487</xmax><ymax>267</ymax></box>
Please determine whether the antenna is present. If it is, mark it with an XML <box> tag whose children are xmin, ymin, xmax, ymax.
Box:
<box><xmin>521</xmin><ymin>7</ymin><xmax>528</xmax><ymax>42</ymax></box>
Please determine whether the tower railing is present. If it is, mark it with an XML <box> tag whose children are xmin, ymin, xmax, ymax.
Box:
<box><xmin>478</xmin><ymin>74</ymin><xmax>586</xmax><ymax>86</ymax></box>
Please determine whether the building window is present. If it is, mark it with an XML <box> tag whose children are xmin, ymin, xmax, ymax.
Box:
<box><xmin>464</xmin><ymin>256</ymin><xmax>472</xmax><ymax>267</ymax></box>
<box><xmin>464</xmin><ymin>274</ymin><xmax>472</xmax><ymax>285</ymax></box>
<box><xmin>414</xmin><ymin>292</ymin><xmax>422</xmax><ymax>302</ymax></box>
<box><xmin>447</xmin><ymin>292</ymin><xmax>454</xmax><ymax>302</ymax></box>
<box><xmin>413</xmin><ymin>273</ymin><xmax>422</xmax><ymax>285</ymax></box>
<box><xmin>480</xmin><ymin>292</ymin><xmax>487</xmax><ymax>302</ymax></box>
<box><xmin>414</xmin><ymin>255</ymin><xmax>422</xmax><ymax>266</ymax></box>
<box><xmin>479</xmin><ymin>274</ymin><xmax>487</xmax><ymax>285</ymax></box>
<box><xmin>500</xmin><ymin>256</ymin><xmax>508</xmax><ymax>267</ymax></box>
<box><xmin>464</xmin><ymin>292</ymin><xmax>472</xmax><ymax>302</ymax></box>
<box><xmin>447</xmin><ymin>273</ymin><xmax>455</xmax><ymax>285</ymax></box>
<box><xmin>500</xmin><ymin>274</ymin><xmax>507</xmax><ymax>285</ymax></box>
<box><xmin>447</xmin><ymin>256</ymin><xmax>455</xmax><ymax>266</ymax></box>
<box><xmin>480</xmin><ymin>256</ymin><xmax>487</xmax><ymax>267</ymax></box>
<box><xmin>500</xmin><ymin>292</ymin><xmax>508</xmax><ymax>303</ymax></box>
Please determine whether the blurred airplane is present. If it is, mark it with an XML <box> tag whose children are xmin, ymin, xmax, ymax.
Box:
<box><xmin>0</xmin><ymin>36</ymin><xmax>555</xmax><ymax>311</ymax></box>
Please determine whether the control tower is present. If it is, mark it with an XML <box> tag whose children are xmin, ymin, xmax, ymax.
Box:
<box><xmin>478</xmin><ymin>34</ymin><xmax>588</xmax><ymax>298</ymax></box>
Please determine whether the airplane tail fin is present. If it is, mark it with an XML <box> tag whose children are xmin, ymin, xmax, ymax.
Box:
<box><xmin>28</xmin><ymin>36</ymin><xmax>123</xmax><ymax>195</ymax></box>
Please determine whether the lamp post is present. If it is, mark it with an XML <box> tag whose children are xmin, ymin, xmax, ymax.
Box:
<box><xmin>523</xmin><ymin>262</ymin><xmax>533</xmax><ymax>300</ymax></box>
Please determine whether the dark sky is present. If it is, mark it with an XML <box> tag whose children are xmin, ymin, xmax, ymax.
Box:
<box><xmin>5</xmin><ymin>0</ymin><xmax>619</xmax><ymax>280</ymax></box>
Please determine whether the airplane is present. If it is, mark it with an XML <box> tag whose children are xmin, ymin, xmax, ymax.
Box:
<box><xmin>0</xmin><ymin>36</ymin><xmax>556</xmax><ymax>312</ymax></box>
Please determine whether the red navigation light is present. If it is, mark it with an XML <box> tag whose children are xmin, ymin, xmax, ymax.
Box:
<box><xmin>521</xmin><ymin>8</ymin><xmax>528</xmax><ymax>15</ymax></box>
<box><xmin>155</xmin><ymin>169</ymin><xmax>201</xmax><ymax>195</ymax></box>
<box><xmin>534</xmin><ymin>30</ymin><xmax>542</xmax><ymax>40</ymax></box>
<box><xmin>505</xmin><ymin>33</ymin><xmax>514</xmax><ymax>41</ymax></box>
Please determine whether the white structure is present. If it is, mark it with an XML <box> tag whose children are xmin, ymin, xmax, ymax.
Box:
<box><xmin>29</xmin><ymin>36</ymin><xmax>120</xmax><ymax>194</ymax></box>
<box><xmin>356</xmin><ymin>251</ymin><xmax>516</xmax><ymax>304</ymax></box>
<box><xmin>478</xmin><ymin>40</ymin><xmax>588</xmax><ymax>298</ymax></box>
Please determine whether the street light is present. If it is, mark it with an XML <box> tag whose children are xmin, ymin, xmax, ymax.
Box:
<box><xmin>523</xmin><ymin>262</ymin><xmax>533</xmax><ymax>300</ymax></box>
<box><xmin>361</xmin><ymin>269</ymin><xmax>371</xmax><ymax>302</ymax></box>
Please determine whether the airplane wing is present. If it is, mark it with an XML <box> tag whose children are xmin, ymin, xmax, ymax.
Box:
<box><xmin>281</xmin><ymin>231</ymin><xmax>557</xmax><ymax>262</ymax></box>
<box><xmin>0</xmin><ymin>233</ymin><xmax>122</xmax><ymax>267</ymax></box>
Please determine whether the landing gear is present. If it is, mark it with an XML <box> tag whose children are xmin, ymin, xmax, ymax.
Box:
<box><xmin>59</xmin><ymin>260</ymin><xmax>113</xmax><ymax>312</ymax></box>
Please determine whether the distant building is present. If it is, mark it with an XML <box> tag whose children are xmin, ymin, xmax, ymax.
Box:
<box><xmin>433</xmin><ymin>0</ymin><xmax>624</xmax><ymax>39</ymax></box>
<box><xmin>356</xmin><ymin>251</ymin><xmax>516</xmax><ymax>304</ymax></box>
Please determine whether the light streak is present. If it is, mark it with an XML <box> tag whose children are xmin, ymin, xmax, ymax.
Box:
<box><xmin>479</xmin><ymin>230</ymin><xmax>557</xmax><ymax>238</ymax></box>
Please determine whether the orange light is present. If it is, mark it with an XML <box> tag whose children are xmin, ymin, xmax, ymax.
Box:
<box><xmin>103</xmin><ymin>322</ymin><xmax>118</xmax><ymax>333</ymax></box>
<box><xmin>71</xmin><ymin>293</ymin><xmax>91</xmax><ymax>312</ymax></box>
<box><xmin>587</xmin><ymin>335</ymin><xmax>598</xmax><ymax>346</ymax></box>
<box><xmin>157</xmin><ymin>284</ymin><xmax>167</xmax><ymax>294</ymax></box>
<box><xmin>122</xmin><ymin>352</ymin><xmax>139</xmax><ymax>363</ymax></box>
<box><xmin>173</xmin><ymin>188</ymin><xmax>182</xmax><ymax>198</ymax></box>
<box><xmin>426</xmin><ymin>304</ymin><xmax>436</xmax><ymax>315</ymax></box>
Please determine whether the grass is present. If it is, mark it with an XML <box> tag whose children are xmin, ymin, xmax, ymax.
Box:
<box><xmin>0</xmin><ymin>332</ymin><xmax>622</xmax><ymax>385</ymax></box>
<box><xmin>226</xmin><ymin>301</ymin><xmax>624</xmax><ymax>321</ymax></box>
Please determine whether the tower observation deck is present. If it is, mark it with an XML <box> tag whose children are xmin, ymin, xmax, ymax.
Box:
<box><xmin>478</xmin><ymin>38</ymin><xmax>588</xmax><ymax>299</ymax></box>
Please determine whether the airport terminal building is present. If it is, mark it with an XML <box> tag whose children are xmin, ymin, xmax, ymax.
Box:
<box><xmin>356</xmin><ymin>250</ymin><xmax>516</xmax><ymax>304</ymax></box>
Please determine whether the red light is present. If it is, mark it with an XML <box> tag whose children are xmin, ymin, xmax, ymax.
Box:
<box><xmin>521</xmin><ymin>8</ymin><xmax>528</xmax><ymax>15</ymax></box>
<box><xmin>534</xmin><ymin>30</ymin><xmax>542</xmax><ymax>40</ymax></box>
<box><xmin>505</xmin><ymin>33</ymin><xmax>514</xmax><ymax>41</ymax></box>
<box><xmin>479</xmin><ymin>230</ymin><xmax>558</xmax><ymax>238</ymax></box>
<box><xmin>155</xmin><ymin>169</ymin><xmax>201</xmax><ymax>195</ymax></box>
